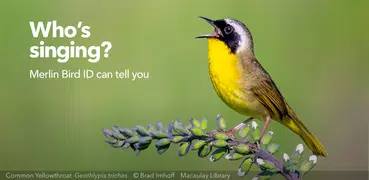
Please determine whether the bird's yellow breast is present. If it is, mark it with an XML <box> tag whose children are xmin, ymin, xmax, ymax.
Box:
<box><xmin>207</xmin><ymin>38</ymin><xmax>266</xmax><ymax>118</ymax></box>
<box><xmin>207</xmin><ymin>39</ymin><xmax>248</xmax><ymax>113</ymax></box>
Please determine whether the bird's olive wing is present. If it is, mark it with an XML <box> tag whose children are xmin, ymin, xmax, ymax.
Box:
<box><xmin>251</xmin><ymin>78</ymin><xmax>288</xmax><ymax>120</ymax></box>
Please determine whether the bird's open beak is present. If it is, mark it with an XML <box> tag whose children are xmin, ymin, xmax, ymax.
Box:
<box><xmin>195</xmin><ymin>16</ymin><xmax>222</xmax><ymax>38</ymax></box>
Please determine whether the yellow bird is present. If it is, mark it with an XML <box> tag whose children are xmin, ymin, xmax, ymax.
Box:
<box><xmin>196</xmin><ymin>16</ymin><xmax>327</xmax><ymax>156</ymax></box>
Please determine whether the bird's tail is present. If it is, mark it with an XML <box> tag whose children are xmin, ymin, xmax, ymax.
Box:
<box><xmin>282</xmin><ymin>110</ymin><xmax>328</xmax><ymax>157</ymax></box>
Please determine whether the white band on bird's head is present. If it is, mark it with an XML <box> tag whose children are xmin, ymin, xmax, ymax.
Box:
<box><xmin>225</xmin><ymin>19</ymin><xmax>253</xmax><ymax>54</ymax></box>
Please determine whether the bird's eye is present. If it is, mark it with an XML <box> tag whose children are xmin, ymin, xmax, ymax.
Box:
<box><xmin>224</xmin><ymin>26</ymin><xmax>234</xmax><ymax>34</ymax></box>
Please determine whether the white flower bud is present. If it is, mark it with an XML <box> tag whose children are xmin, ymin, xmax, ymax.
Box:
<box><xmin>309</xmin><ymin>155</ymin><xmax>318</xmax><ymax>164</ymax></box>
<box><xmin>256</xmin><ymin>158</ymin><xmax>265</xmax><ymax>165</ymax></box>
<box><xmin>251</xmin><ymin>121</ymin><xmax>258</xmax><ymax>129</ymax></box>
<box><xmin>295</xmin><ymin>144</ymin><xmax>304</xmax><ymax>154</ymax></box>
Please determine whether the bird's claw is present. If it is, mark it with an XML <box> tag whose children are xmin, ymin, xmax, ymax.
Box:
<box><xmin>221</xmin><ymin>128</ymin><xmax>238</xmax><ymax>140</ymax></box>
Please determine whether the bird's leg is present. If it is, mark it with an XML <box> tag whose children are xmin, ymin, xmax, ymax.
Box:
<box><xmin>224</xmin><ymin>117</ymin><xmax>254</xmax><ymax>139</ymax></box>
<box><xmin>259</xmin><ymin>116</ymin><xmax>271</xmax><ymax>141</ymax></box>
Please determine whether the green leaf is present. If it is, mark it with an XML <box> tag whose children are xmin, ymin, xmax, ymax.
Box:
<box><xmin>147</xmin><ymin>124</ymin><xmax>156</xmax><ymax>133</ymax></box>
<box><xmin>190</xmin><ymin>118</ymin><xmax>201</xmax><ymax>128</ymax></box>
<box><xmin>256</xmin><ymin>158</ymin><xmax>278</xmax><ymax>172</ymax></box>
<box><xmin>190</xmin><ymin>127</ymin><xmax>205</xmax><ymax>136</ymax></box>
<box><xmin>253</xmin><ymin>171</ymin><xmax>274</xmax><ymax>180</ymax></box>
<box><xmin>238</xmin><ymin>125</ymin><xmax>251</xmax><ymax>138</ymax></box>
<box><xmin>198</xmin><ymin>144</ymin><xmax>212</xmax><ymax>158</ymax></box>
<box><xmin>300</xmin><ymin>160</ymin><xmax>315</xmax><ymax>173</ymax></box>
<box><xmin>191</xmin><ymin>140</ymin><xmax>206</xmax><ymax>150</ymax></box>
<box><xmin>291</xmin><ymin>154</ymin><xmax>303</xmax><ymax>165</ymax></box>
<box><xmin>171</xmin><ymin>136</ymin><xmax>185</xmax><ymax>143</ymax></box>
<box><xmin>139</xmin><ymin>136</ymin><xmax>152</xmax><ymax>144</ymax></box>
<box><xmin>112</xmin><ymin>132</ymin><xmax>126</xmax><ymax>140</ymax></box>
<box><xmin>134</xmin><ymin>142</ymin><xmax>150</xmax><ymax>151</ymax></box>
<box><xmin>214</xmin><ymin>133</ymin><xmax>229</xmax><ymax>140</ymax></box>
<box><xmin>178</xmin><ymin>142</ymin><xmax>190</xmax><ymax>157</ymax></box>
<box><xmin>252</xmin><ymin>128</ymin><xmax>260</xmax><ymax>141</ymax></box>
<box><xmin>235</xmin><ymin>144</ymin><xmax>250</xmax><ymax>154</ymax></box>
<box><xmin>150</xmin><ymin>130</ymin><xmax>168</xmax><ymax>139</ymax></box>
<box><xmin>136</xmin><ymin>125</ymin><xmax>150</xmax><ymax>136</ymax></box>
<box><xmin>171</xmin><ymin>120</ymin><xmax>192</xmax><ymax>135</ymax></box>
<box><xmin>111</xmin><ymin>126</ymin><xmax>120</xmax><ymax>133</ymax></box>
<box><xmin>211</xmin><ymin>140</ymin><xmax>228</xmax><ymax>148</ymax></box>
<box><xmin>156</xmin><ymin>121</ymin><xmax>167</xmax><ymax>132</ymax></box>
<box><xmin>238</xmin><ymin>157</ymin><xmax>253</xmax><ymax>176</ymax></box>
<box><xmin>216</xmin><ymin>115</ymin><xmax>227</xmax><ymax>131</ymax></box>
<box><xmin>104</xmin><ymin>139</ymin><xmax>117</xmax><ymax>145</ymax></box>
<box><xmin>282</xmin><ymin>153</ymin><xmax>293</xmax><ymax>171</ymax></box>
<box><xmin>209</xmin><ymin>147</ymin><xmax>227</xmax><ymax>162</ymax></box>
<box><xmin>155</xmin><ymin>138</ymin><xmax>170</xmax><ymax>148</ymax></box>
<box><xmin>126</xmin><ymin>136</ymin><xmax>140</xmax><ymax>144</ymax></box>
<box><xmin>261</xmin><ymin>131</ymin><xmax>274</xmax><ymax>145</ymax></box>
<box><xmin>225</xmin><ymin>152</ymin><xmax>244</xmax><ymax>160</ymax></box>
<box><xmin>200</xmin><ymin>118</ymin><xmax>208</xmax><ymax>131</ymax></box>
<box><xmin>102</xmin><ymin>128</ymin><xmax>114</xmax><ymax>139</ymax></box>
<box><xmin>173</xmin><ymin>123</ymin><xmax>190</xmax><ymax>135</ymax></box>
<box><xmin>291</xmin><ymin>144</ymin><xmax>304</xmax><ymax>164</ymax></box>
<box><xmin>267</xmin><ymin>143</ymin><xmax>280</xmax><ymax>154</ymax></box>
<box><xmin>121</xmin><ymin>142</ymin><xmax>131</xmax><ymax>149</ymax></box>
<box><xmin>300</xmin><ymin>155</ymin><xmax>317</xmax><ymax>173</ymax></box>
<box><xmin>111</xmin><ymin>140</ymin><xmax>124</xmax><ymax>148</ymax></box>
<box><xmin>120</xmin><ymin>128</ymin><xmax>135</xmax><ymax>138</ymax></box>
<box><xmin>157</xmin><ymin>144</ymin><xmax>170</xmax><ymax>155</ymax></box>
<box><xmin>184</xmin><ymin>123</ymin><xmax>192</xmax><ymax>130</ymax></box>
<box><xmin>173</xmin><ymin>119</ymin><xmax>179</xmax><ymax>126</ymax></box>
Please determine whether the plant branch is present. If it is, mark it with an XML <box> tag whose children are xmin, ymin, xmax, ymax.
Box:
<box><xmin>102</xmin><ymin>115</ymin><xmax>318</xmax><ymax>180</ymax></box>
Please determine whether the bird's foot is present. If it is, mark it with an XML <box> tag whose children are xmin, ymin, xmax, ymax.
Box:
<box><xmin>223</xmin><ymin>128</ymin><xmax>238</xmax><ymax>140</ymax></box>
<box><xmin>222</xmin><ymin>122</ymin><xmax>246</xmax><ymax>140</ymax></box>
<box><xmin>209</xmin><ymin>126</ymin><xmax>239</xmax><ymax>140</ymax></box>
<box><xmin>213</xmin><ymin>117</ymin><xmax>254</xmax><ymax>140</ymax></box>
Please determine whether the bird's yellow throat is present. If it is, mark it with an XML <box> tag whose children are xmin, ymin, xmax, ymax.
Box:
<box><xmin>207</xmin><ymin>38</ymin><xmax>240</xmax><ymax>83</ymax></box>
<box><xmin>207</xmin><ymin>38</ymin><xmax>246</xmax><ymax>111</ymax></box>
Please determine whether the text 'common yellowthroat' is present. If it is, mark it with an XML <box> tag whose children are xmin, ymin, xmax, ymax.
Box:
<box><xmin>196</xmin><ymin>17</ymin><xmax>327</xmax><ymax>156</ymax></box>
